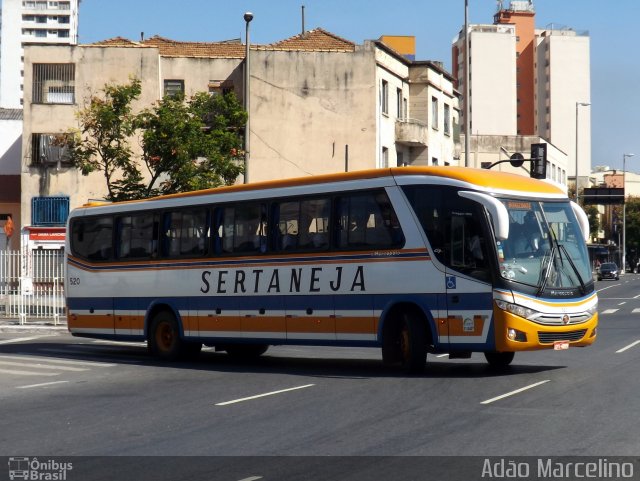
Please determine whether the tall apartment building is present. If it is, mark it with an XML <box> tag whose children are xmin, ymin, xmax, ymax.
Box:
<box><xmin>0</xmin><ymin>0</ymin><xmax>79</xmax><ymax>108</ymax></box>
<box><xmin>452</xmin><ymin>0</ymin><xmax>590</xmax><ymax>184</ymax></box>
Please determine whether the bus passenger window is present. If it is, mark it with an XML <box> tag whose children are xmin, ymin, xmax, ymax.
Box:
<box><xmin>276</xmin><ymin>201</ymin><xmax>300</xmax><ymax>251</ymax></box>
<box><xmin>299</xmin><ymin>197</ymin><xmax>330</xmax><ymax>250</ymax></box>
<box><xmin>161</xmin><ymin>210</ymin><xmax>208</xmax><ymax>258</ymax></box>
<box><xmin>71</xmin><ymin>216</ymin><xmax>113</xmax><ymax>261</ymax></box>
<box><xmin>117</xmin><ymin>214</ymin><xmax>156</xmax><ymax>259</ymax></box>
<box><xmin>224</xmin><ymin>203</ymin><xmax>267</xmax><ymax>254</ymax></box>
<box><xmin>336</xmin><ymin>190</ymin><xmax>403</xmax><ymax>249</ymax></box>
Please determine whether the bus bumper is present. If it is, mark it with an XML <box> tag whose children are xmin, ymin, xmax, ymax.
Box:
<box><xmin>493</xmin><ymin>309</ymin><xmax>598</xmax><ymax>352</ymax></box>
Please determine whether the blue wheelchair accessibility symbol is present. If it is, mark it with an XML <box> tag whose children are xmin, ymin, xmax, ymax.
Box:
<box><xmin>446</xmin><ymin>276</ymin><xmax>456</xmax><ymax>289</ymax></box>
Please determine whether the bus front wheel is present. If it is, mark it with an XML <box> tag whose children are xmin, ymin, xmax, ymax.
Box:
<box><xmin>382</xmin><ymin>311</ymin><xmax>427</xmax><ymax>374</ymax></box>
<box><xmin>484</xmin><ymin>351</ymin><xmax>515</xmax><ymax>368</ymax></box>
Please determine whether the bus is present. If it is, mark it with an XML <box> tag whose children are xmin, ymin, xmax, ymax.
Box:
<box><xmin>65</xmin><ymin>166</ymin><xmax>598</xmax><ymax>372</ymax></box>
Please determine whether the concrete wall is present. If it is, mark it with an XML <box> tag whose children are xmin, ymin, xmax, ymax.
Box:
<box><xmin>21</xmin><ymin>45</ymin><xmax>163</xmax><ymax>229</ymax></box>
<box><xmin>468</xmin><ymin>27</ymin><xmax>518</xmax><ymax>136</ymax></box>
<box><xmin>248</xmin><ymin>46</ymin><xmax>378</xmax><ymax>181</ymax></box>
<box><xmin>537</xmin><ymin>30</ymin><xmax>591</xmax><ymax>179</ymax></box>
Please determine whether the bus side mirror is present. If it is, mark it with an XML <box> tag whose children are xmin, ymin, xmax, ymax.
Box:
<box><xmin>458</xmin><ymin>191</ymin><xmax>509</xmax><ymax>240</ymax></box>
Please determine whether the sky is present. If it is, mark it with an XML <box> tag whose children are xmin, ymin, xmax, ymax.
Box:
<box><xmin>78</xmin><ymin>0</ymin><xmax>639</xmax><ymax>172</ymax></box>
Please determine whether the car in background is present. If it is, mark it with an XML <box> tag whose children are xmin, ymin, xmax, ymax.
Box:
<box><xmin>597</xmin><ymin>262</ymin><xmax>619</xmax><ymax>281</ymax></box>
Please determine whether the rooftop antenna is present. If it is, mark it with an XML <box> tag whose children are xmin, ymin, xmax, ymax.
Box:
<box><xmin>301</xmin><ymin>5</ymin><xmax>305</xmax><ymax>35</ymax></box>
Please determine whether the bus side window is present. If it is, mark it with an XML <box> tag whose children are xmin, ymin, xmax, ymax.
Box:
<box><xmin>276</xmin><ymin>201</ymin><xmax>300</xmax><ymax>251</ymax></box>
<box><xmin>71</xmin><ymin>216</ymin><xmax>112</xmax><ymax>261</ymax></box>
<box><xmin>336</xmin><ymin>190</ymin><xmax>403</xmax><ymax>250</ymax></box>
<box><xmin>299</xmin><ymin>197</ymin><xmax>330</xmax><ymax>250</ymax></box>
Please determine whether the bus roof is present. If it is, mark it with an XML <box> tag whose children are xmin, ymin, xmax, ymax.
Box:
<box><xmin>81</xmin><ymin>166</ymin><xmax>565</xmax><ymax>209</ymax></box>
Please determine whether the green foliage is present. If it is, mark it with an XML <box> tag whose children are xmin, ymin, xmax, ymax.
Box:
<box><xmin>66</xmin><ymin>78</ymin><xmax>246</xmax><ymax>201</ymax></box>
<box><xmin>66</xmin><ymin>78</ymin><xmax>142</xmax><ymax>201</ymax></box>
<box><xmin>583</xmin><ymin>205</ymin><xmax>600</xmax><ymax>240</ymax></box>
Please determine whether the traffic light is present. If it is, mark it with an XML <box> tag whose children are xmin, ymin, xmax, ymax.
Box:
<box><xmin>530</xmin><ymin>143</ymin><xmax>547</xmax><ymax>179</ymax></box>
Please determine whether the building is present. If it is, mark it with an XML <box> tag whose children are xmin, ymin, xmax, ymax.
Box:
<box><xmin>452</xmin><ymin>0</ymin><xmax>589</xmax><ymax>187</ymax></box>
<box><xmin>19</xmin><ymin>29</ymin><xmax>459</xmax><ymax>251</ymax></box>
<box><xmin>0</xmin><ymin>0</ymin><xmax>79</xmax><ymax>250</ymax></box>
<box><xmin>0</xmin><ymin>0</ymin><xmax>79</xmax><ymax>108</ymax></box>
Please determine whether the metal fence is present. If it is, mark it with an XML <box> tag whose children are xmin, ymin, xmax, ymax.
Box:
<box><xmin>0</xmin><ymin>249</ymin><xmax>65</xmax><ymax>324</ymax></box>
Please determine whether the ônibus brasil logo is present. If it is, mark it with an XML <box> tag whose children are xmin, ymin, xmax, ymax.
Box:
<box><xmin>8</xmin><ymin>457</ymin><xmax>73</xmax><ymax>480</ymax></box>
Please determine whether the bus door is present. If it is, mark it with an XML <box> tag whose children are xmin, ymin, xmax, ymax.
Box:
<box><xmin>444</xmin><ymin>204</ymin><xmax>493</xmax><ymax>348</ymax></box>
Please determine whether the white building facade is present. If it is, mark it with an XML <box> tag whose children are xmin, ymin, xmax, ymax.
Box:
<box><xmin>0</xmin><ymin>0</ymin><xmax>79</xmax><ymax>108</ymax></box>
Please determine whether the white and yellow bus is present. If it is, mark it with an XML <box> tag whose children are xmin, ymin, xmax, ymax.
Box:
<box><xmin>65</xmin><ymin>167</ymin><xmax>598</xmax><ymax>372</ymax></box>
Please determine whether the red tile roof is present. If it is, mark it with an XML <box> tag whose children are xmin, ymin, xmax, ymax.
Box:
<box><xmin>85</xmin><ymin>28</ymin><xmax>356</xmax><ymax>58</ymax></box>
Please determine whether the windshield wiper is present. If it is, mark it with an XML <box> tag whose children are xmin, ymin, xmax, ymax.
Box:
<box><xmin>537</xmin><ymin>244</ymin><xmax>556</xmax><ymax>296</ymax></box>
<box><xmin>558</xmin><ymin>243</ymin><xmax>587</xmax><ymax>295</ymax></box>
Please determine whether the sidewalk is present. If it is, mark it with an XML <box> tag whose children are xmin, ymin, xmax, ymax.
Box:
<box><xmin>0</xmin><ymin>317</ymin><xmax>68</xmax><ymax>333</ymax></box>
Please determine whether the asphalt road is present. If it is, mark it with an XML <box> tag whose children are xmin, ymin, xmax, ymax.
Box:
<box><xmin>1</xmin><ymin>277</ymin><xmax>640</xmax><ymax>480</ymax></box>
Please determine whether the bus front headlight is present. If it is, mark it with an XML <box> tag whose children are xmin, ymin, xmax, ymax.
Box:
<box><xmin>495</xmin><ymin>299</ymin><xmax>539</xmax><ymax>320</ymax></box>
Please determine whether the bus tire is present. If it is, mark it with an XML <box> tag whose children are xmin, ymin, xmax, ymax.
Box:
<box><xmin>224</xmin><ymin>344</ymin><xmax>269</xmax><ymax>359</ymax></box>
<box><xmin>382</xmin><ymin>310</ymin><xmax>427</xmax><ymax>374</ymax></box>
<box><xmin>148</xmin><ymin>311</ymin><xmax>187</xmax><ymax>361</ymax></box>
<box><xmin>484</xmin><ymin>351</ymin><xmax>515</xmax><ymax>368</ymax></box>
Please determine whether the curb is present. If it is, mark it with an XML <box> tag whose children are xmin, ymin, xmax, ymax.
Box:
<box><xmin>0</xmin><ymin>320</ymin><xmax>68</xmax><ymax>334</ymax></box>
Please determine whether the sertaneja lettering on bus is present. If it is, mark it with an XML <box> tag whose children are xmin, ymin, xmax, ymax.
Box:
<box><xmin>200</xmin><ymin>266</ymin><xmax>366</xmax><ymax>294</ymax></box>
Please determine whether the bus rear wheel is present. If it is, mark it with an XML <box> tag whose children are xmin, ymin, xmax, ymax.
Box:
<box><xmin>148</xmin><ymin>311</ymin><xmax>200</xmax><ymax>361</ymax></box>
<box><xmin>484</xmin><ymin>351</ymin><xmax>515</xmax><ymax>368</ymax></box>
<box><xmin>382</xmin><ymin>311</ymin><xmax>427</xmax><ymax>374</ymax></box>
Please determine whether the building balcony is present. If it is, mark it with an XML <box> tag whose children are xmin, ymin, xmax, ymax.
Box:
<box><xmin>395</xmin><ymin>118</ymin><xmax>428</xmax><ymax>147</ymax></box>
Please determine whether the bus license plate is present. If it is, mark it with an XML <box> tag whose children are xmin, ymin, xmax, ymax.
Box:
<box><xmin>554</xmin><ymin>341</ymin><xmax>570</xmax><ymax>350</ymax></box>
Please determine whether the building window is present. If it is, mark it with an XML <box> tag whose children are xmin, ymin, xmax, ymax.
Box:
<box><xmin>381</xmin><ymin>80</ymin><xmax>388</xmax><ymax>115</ymax></box>
<box><xmin>382</xmin><ymin>147</ymin><xmax>389</xmax><ymax>168</ymax></box>
<box><xmin>32</xmin><ymin>63</ymin><xmax>75</xmax><ymax>104</ymax></box>
<box><xmin>31</xmin><ymin>133</ymin><xmax>71</xmax><ymax>166</ymax></box>
<box><xmin>31</xmin><ymin>196</ymin><xmax>69</xmax><ymax>226</ymax></box>
<box><xmin>431</xmin><ymin>96</ymin><xmax>439</xmax><ymax>130</ymax></box>
<box><xmin>444</xmin><ymin>104</ymin><xmax>451</xmax><ymax>135</ymax></box>
<box><xmin>163</xmin><ymin>79</ymin><xmax>184</xmax><ymax>98</ymax></box>
<box><xmin>432</xmin><ymin>157</ymin><xmax>439</xmax><ymax>166</ymax></box>
<box><xmin>208</xmin><ymin>80</ymin><xmax>234</xmax><ymax>96</ymax></box>
<box><xmin>396</xmin><ymin>88</ymin><xmax>402</xmax><ymax>119</ymax></box>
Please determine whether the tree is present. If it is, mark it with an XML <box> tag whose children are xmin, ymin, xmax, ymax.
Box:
<box><xmin>583</xmin><ymin>205</ymin><xmax>600</xmax><ymax>241</ymax></box>
<box><xmin>66</xmin><ymin>79</ymin><xmax>246</xmax><ymax>201</ymax></box>
<box><xmin>66</xmin><ymin>78</ymin><xmax>142</xmax><ymax>201</ymax></box>
<box><xmin>134</xmin><ymin>91</ymin><xmax>246</xmax><ymax>198</ymax></box>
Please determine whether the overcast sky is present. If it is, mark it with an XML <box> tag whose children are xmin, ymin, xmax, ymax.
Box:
<box><xmin>78</xmin><ymin>0</ymin><xmax>639</xmax><ymax>172</ymax></box>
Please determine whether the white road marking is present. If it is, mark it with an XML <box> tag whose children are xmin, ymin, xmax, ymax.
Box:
<box><xmin>436</xmin><ymin>354</ymin><xmax>449</xmax><ymax>358</ymax></box>
<box><xmin>0</xmin><ymin>335</ymin><xmax>55</xmax><ymax>345</ymax></box>
<box><xmin>12</xmin><ymin>354</ymin><xmax>116</xmax><ymax>367</ymax></box>
<box><xmin>17</xmin><ymin>381</ymin><xmax>69</xmax><ymax>389</ymax></box>
<box><xmin>596</xmin><ymin>284</ymin><xmax>619</xmax><ymax>293</ymax></box>
<box><xmin>90</xmin><ymin>340</ymin><xmax>147</xmax><ymax>347</ymax></box>
<box><xmin>616</xmin><ymin>340</ymin><xmax>640</xmax><ymax>354</ymax></box>
<box><xmin>0</xmin><ymin>360</ymin><xmax>88</xmax><ymax>372</ymax></box>
<box><xmin>0</xmin><ymin>368</ymin><xmax>59</xmax><ymax>376</ymax></box>
<box><xmin>36</xmin><ymin>348</ymin><xmax>143</xmax><ymax>363</ymax></box>
<box><xmin>216</xmin><ymin>384</ymin><xmax>315</xmax><ymax>406</ymax></box>
<box><xmin>632</xmin><ymin>308</ymin><xmax>640</xmax><ymax>313</ymax></box>
<box><xmin>480</xmin><ymin>380</ymin><xmax>550</xmax><ymax>405</ymax></box>
<box><xmin>237</xmin><ymin>477</ymin><xmax>263</xmax><ymax>481</ymax></box>
<box><xmin>601</xmin><ymin>309</ymin><xmax>619</xmax><ymax>314</ymax></box>
<box><xmin>618</xmin><ymin>301</ymin><xmax>627</xmax><ymax>305</ymax></box>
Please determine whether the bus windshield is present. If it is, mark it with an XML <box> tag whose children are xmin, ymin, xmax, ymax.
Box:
<box><xmin>496</xmin><ymin>199</ymin><xmax>591</xmax><ymax>291</ymax></box>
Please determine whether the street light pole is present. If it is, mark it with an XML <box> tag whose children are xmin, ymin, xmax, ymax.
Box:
<box><xmin>243</xmin><ymin>12</ymin><xmax>253</xmax><ymax>184</ymax></box>
<box><xmin>464</xmin><ymin>0</ymin><xmax>470</xmax><ymax>167</ymax></box>
<box><xmin>622</xmin><ymin>153</ymin><xmax>635</xmax><ymax>274</ymax></box>
<box><xmin>575</xmin><ymin>101</ymin><xmax>590</xmax><ymax>203</ymax></box>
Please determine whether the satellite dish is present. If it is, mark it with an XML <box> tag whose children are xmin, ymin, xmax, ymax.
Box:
<box><xmin>510</xmin><ymin>152</ymin><xmax>525</xmax><ymax>168</ymax></box>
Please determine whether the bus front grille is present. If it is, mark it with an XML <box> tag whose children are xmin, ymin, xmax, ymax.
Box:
<box><xmin>538</xmin><ymin>329</ymin><xmax>587</xmax><ymax>344</ymax></box>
